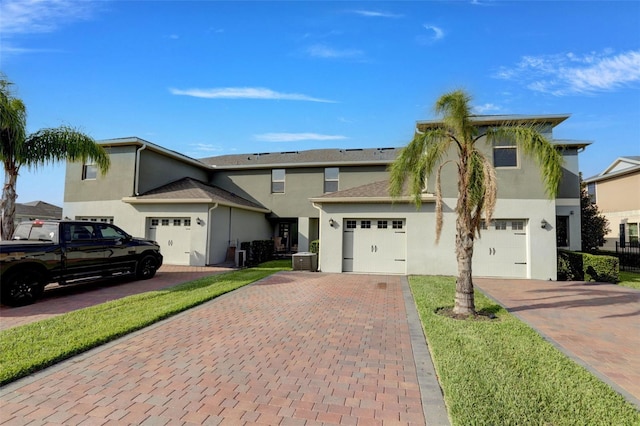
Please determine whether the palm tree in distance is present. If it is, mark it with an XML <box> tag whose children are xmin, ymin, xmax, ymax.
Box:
<box><xmin>1</xmin><ymin>75</ymin><xmax>110</xmax><ymax>239</ymax></box>
<box><xmin>390</xmin><ymin>89</ymin><xmax>564</xmax><ymax>315</ymax></box>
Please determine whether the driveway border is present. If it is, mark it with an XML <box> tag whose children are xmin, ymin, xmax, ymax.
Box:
<box><xmin>402</xmin><ymin>277</ymin><xmax>450</xmax><ymax>426</ymax></box>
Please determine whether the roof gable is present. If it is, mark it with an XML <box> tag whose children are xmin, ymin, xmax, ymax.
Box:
<box><xmin>122</xmin><ymin>177</ymin><xmax>268</xmax><ymax>212</ymax></box>
<box><xmin>584</xmin><ymin>156</ymin><xmax>640</xmax><ymax>183</ymax></box>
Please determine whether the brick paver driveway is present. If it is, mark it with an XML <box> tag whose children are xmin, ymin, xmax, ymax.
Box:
<box><xmin>475</xmin><ymin>278</ymin><xmax>640</xmax><ymax>410</ymax></box>
<box><xmin>0</xmin><ymin>272</ymin><xmax>448</xmax><ymax>425</ymax></box>
<box><xmin>0</xmin><ymin>265</ymin><xmax>232</xmax><ymax>331</ymax></box>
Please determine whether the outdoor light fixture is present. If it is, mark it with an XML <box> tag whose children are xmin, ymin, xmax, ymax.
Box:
<box><xmin>541</xmin><ymin>219</ymin><xmax>548</xmax><ymax>229</ymax></box>
<box><xmin>329</xmin><ymin>218</ymin><xmax>335</xmax><ymax>227</ymax></box>
<box><xmin>196</xmin><ymin>217</ymin><xmax>203</xmax><ymax>225</ymax></box>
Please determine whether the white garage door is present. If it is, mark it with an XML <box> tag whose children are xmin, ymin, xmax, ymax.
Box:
<box><xmin>473</xmin><ymin>219</ymin><xmax>528</xmax><ymax>278</ymax></box>
<box><xmin>147</xmin><ymin>217</ymin><xmax>191</xmax><ymax>265</ymax></box>
<box><xmin>342</xmin><ymin>219</ymin><xmax>406</xmax><ymax>274</ymax></box>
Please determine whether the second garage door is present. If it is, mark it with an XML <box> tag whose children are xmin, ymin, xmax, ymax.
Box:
<box><xmin>147</xmin><ymin>217</ymin><xmax>192</xmax><ymax>265</ymax></box>
<box><xmin>342</xmin><ymin>219</ymin><xmax>406</xmax><ymax>274</ymax></box>
<box><xmin>472</xmin><ymin>219</ymin><xmax>528</xmax><ymax>278</ymax></box>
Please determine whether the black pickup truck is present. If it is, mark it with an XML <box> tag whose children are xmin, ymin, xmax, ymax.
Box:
<box><xmin>0</xmin><ymin>220</ymin><xmax>163</xmax><ymax>306</ymax></box>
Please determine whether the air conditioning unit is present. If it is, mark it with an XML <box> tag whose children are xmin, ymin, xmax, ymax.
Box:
<box><xmin>292</xmin><ymin>252</ymin><xmax>318</xmax><ymax>271</ymax></box>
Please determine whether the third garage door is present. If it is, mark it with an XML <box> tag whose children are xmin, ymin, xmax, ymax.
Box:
<box><xmin>342</xmin><ymin>219</ymin><xmax>406</xmax><ymax>274</ymax></box>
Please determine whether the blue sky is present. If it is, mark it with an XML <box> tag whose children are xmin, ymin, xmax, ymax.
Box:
<box><xmin>1</xmin><ymin>0</ymin><xmax>639</xmax><ymax>206</ymax></box>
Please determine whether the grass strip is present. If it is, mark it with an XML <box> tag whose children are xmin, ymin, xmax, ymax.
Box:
<box><xmin>0</xmin><ymin>260</ymin><xmax>290</xmax><ymax>385</ymax></box>
<box><xmin>410</xmin><ymin>275</ymin><xmax>640</xmax><ymax>426</ymax></box>
<box><xmin>618</xmin><ymin>270</ymin><xmax>640</xmax><ymax>290</ymax></box>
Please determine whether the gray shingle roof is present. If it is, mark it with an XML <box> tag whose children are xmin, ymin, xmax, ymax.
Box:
<box><xmin>199</xmin><ymin>147</ymin><xmax>400</xmax><ymax>168</ymax></box>
<box><xmin>134</xmin><ymin>178</ymin><xmax>267</xmax><ymax>211</ymax></box>
<box><xmin>16</xmin><ymin>201</ymin><xmax>62</xmax><ymax>219</ymax></box>
<box><xmin>311</xmin><ymin>180</ymin><xmax>430</xmax><ymax>204</ymax></box>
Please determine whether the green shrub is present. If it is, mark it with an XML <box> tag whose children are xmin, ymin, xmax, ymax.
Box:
<box><xmin>309</xmin><ymin>239</ymin><xmax>319</xmax><ymax>254</ymax></box>
<box><xmin>557</xmin><ymin>250</ymin><xmax>619</xmax><ymax>283</ymax></box>
<box><xmin>251</xmin><ymin>240</ymin><xmax>274</xmax><ymax>264</ymax></box>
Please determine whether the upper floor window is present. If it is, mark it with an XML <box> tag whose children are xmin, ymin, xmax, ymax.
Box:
<box><xmin>493</xmin><ymin>140</ymin><xmax>518</xmax><ymax>168</ymax></box>
<box><xmin>272</xmin><ymin>169</ymin><xmax>285</xmax><ymax>193</ymax></box>
<box><xmin>82</xmin><ymin>163</ymin><xmax>97</xmax><ymax>180</ymax></box>
<box><xmin>324</xmin><ymin>167</ymin><xmax>339</xmax><ymax>193</ymax></box>
<box><xmin>587</xmin><ymin>182</ymin><xmax>596</xmax><ymax>203</ymax></box>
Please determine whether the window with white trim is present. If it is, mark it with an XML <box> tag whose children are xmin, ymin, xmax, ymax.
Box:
<box><xmin>324</xmin><ymin>167</ymin><xmax>339</xmax><ymax>193</ymax></box>
<box><xmin>272</xmin><ymin>169</ymin><xmax>285</xmax><ymax>193</ymax></box>
<box><xmin>493</xmin><ymin>139</ymin><xmax>518</xmax><ymax>168</ymax></box>
<box><xmin>346</xmin><ymin>220</ymin><xmax>356</xmax><ymax>229</ymax></box>
<box><xmin>82</xmin><ymin>163</ymin><xmax>97</xmax><ymax>180</ymax></box>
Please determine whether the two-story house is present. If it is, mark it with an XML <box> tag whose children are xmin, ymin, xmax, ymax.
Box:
<box><xmin>63</xmin><ymin>113</ymin><xmax>589</xmax><ymax>280</ymax></box>
<box><xmin>583</xmin><ymin>156</ymin><xmax>640</xmax><ymax>249</ymax></box>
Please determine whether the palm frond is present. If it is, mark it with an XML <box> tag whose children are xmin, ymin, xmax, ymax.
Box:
<box><xmin>434</xmin><ymin>90</ymin><xmax>476</xmax><ymax>145</ymax></box>
<box><xmin>0</xmin><ymin>79</ymin><xmax>27</xmax><ymax>163</ymax></box>
<box><xmin>22</xmin><ymin>127</ymin><xmax>111</xmax><ymax>173</ymax></box>
<box><xmin>389</xmin><ymin>128</ymin><xmax>449</xmax><ymax>206</ymax></box>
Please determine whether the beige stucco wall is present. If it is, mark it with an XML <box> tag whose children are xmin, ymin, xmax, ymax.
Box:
<box><xmin>65</xmin><ymin>146</ymin><xmax>137</xmax><ymax>202</ymax></box>
<box><xmin>596</xmin><ymin>173</ymin><xmax>640</xmax><ymax>214</ymax></box>
<box><xmin>594</xmin><ymin>173</ymin><xmax>640</xmax><ymax>245</ymax></box>
<box><xmin>209</xmin><ymin>206</ymin><xmax>272</xmax><ymax>264</ymax></box>
<box><xmin>137</xmin><ymin>150</ymin><xmax>209</xmax><ymax>195</ymax></box>
<box><xmin>210</xmin><ymin>165</ymin><xmax>390</xmax><ymax>218</ymax></box>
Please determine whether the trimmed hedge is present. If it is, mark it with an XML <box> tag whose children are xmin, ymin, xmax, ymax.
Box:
<box><xmin>309</xmin><ymin>239</ymin><xmax>319</xmax><ymax>254</ymax></box>
<box><xmin>557</xmin><ymin>250</ymin><xmax>619</xmax><ymax>283</ymax></box>
<box><xmin>240</xmin><ymin>240</ymin><xmax>275</xmax><ymax>265</ymax></box>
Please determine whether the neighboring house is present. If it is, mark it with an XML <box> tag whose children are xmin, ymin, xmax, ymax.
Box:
<box><xmin>15</xmin><ymin>201</ymin><xmax>62</xmax><ymax>224</ymax></box>
<box><xmin>63</xmin><ymin>114</ymin><xmax>589</xmax><ymax>280</ymax></box>
<box><xmin>583</xmin><ymin>156</ymin><xmax>640</xmax><ymax>249</ymax></box>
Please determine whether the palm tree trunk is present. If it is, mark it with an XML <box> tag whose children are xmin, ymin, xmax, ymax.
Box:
<box><xmin>454</xmin><ymin>212</ymin><xmax>476</xmax><ymax>315</ymax></box>
<box><xmin>1</xmin><ymin>163</ymin><xmax>18</xmax><ymax>240</ymax></box>
<box><xmin>454</xmin><ymin>149</ymin><xmax>476</xmax><ymax>315</ymax></box>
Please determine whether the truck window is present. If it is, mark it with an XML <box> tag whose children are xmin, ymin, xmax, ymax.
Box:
<box><xmin>12</xmin><ymin>223</ymin><xmax>59</xmax><ymax>242</ymax></box>
<box><xmin>95</xmin><ymin>224</ymin><xmax>128</xmax><ymax>240</ymax></box>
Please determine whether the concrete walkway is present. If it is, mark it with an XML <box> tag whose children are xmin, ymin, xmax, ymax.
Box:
<box><xmin>475</xmin><ymin>278</ymin><xmax>640</xmax><ymax>410</ymax></box>
<box><xmin>0</xmin><ymin>272</ymin><xmax>449</xmax><ymax>426</ymax></box>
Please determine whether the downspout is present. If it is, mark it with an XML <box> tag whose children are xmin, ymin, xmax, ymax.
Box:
<box><xmin>204</xmin><ymin>203</ymin><xmax>219</xmax><ymax>265</ymax></box>
<box><xmin>312</xmin><ymin>202</ymin><xmax>322</xmax><ymax>271</ymax></box>
<box><xmin>134</xmin><ymin>144</ymin><xmax>147</xmax><ymax>196</ymax></box>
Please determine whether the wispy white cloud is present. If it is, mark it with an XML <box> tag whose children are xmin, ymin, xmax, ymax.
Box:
<box><xmin>423</xmin><ymin>24</ymin><xmax>444</xmax><ymax>40</ymax></box>
<box><xmin>189</xmin><ymin>143</ymin><xmax>224</xmax><ymax>153</ymax></box>
<box><xmin>0</xmin><ymin>0</ymin><xmax>97</xmax><ymax>35</ymax></box>
<box><xmin>417</xmin><ymin>24</ymin><xmax>445</xmax><ymax>45</ymax></box>
<box><xmin>495</xmin><ymin>50</ymin><xmax>640</xmax><ymax>95</ymax></box>
<box><xmin>307</xmin><ymin>44</ymin><xmax>364</xmax><ymax>59</ymax></box>
<box><xmin>254</xmin><ymin>133</ymin><xmax>348</xmax><ymax>142</ymax></box>
<box><xmin>473</xmin><ymin>103</ymin><xmax>502</xmax><ymax>114</ymax></box>
<box><xmin>169</xmin><ymin>87</ymin><xmax>337</xmax><ymax>103</ymax></box>
<box><xmin>351</xmin><ymin>10</ymin><xmax>403</xmax><ymax>18</ymax></box>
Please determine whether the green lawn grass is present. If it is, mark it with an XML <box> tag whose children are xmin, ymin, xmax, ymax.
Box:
<box><xmin>0</xmin><ymin>260</ymin><xmax>290</xmax><ymax>386</ymax></box>
<box><xmin>410</xmin><ymin>275</ymin><xmax>640</xmax><ymax>426</ymax></box>
<box><xmin>619</xmin><ymin>270</ymin><xmax>640</xmax><ymax>289</ymax></box>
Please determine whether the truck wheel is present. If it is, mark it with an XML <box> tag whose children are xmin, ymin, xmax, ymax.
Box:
<box><xmin>1</xmin><ymin>270</ymin><xmax>45</xmax><ymax>307</ymax></box>
<box><xmin>136</xmin><ymin>255</ymin><xmax>158</xmax><ymax>280</ymax></box>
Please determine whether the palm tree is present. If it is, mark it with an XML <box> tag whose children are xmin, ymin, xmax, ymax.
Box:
<box><xmin>390</xmin><ymin>90</ymin><xmax>563</xmax><ymax>315</ymax></box>
<box><xmin>1</xmin><ymin>76</ymin><xmax>110</xmax><ymax>240</ymax></box>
